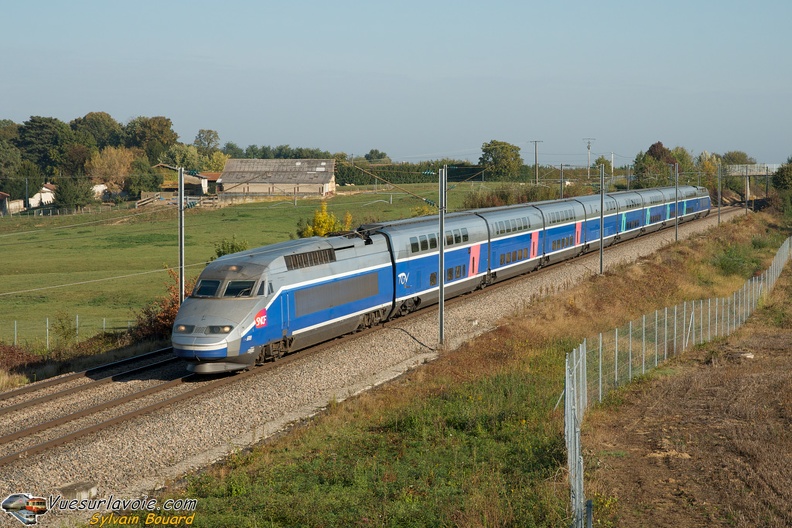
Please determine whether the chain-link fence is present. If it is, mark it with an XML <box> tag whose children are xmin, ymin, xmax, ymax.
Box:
<box><xmin>563</xmin><ymin>235</ymin><xmax>792</xmax><ymax>527</ymax></box>
<box><xmin>0</xmin><ymin>316</ymin><xmax>134</xmax><ymax>349</ymax></box>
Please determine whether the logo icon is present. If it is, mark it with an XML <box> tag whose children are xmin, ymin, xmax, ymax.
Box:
<box><xmin>254</xmin><ymin>308</ymin><xmax>268</xmax><ymax>328</ymax></box>
<box><xmin>397</xmin><ymin>272</ymin><xmax>410</xmax><ymax>287</ymax></box>
<box><xmin>2</xmin><ymin>493</ymin><xmax>48</xmax><ymax>525</ymax></box>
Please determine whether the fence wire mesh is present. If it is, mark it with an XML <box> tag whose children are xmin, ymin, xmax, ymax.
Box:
<box><xmin>563</xmin><ymin>236</ymin><xmax>792</xmax><ymax>527</ymax></box>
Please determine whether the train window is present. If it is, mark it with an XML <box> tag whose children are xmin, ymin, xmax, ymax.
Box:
<box><xmin>446</xmin><ymin>231</ymin><xmax>453</xmax><ymax>245</ymax></box>
<box><xmin>522</xmin><ymin>217</ymin><xmax>529</xmax><ymax>229</ymax></box>
<box><xmin>410</xmin><ymin>237</ymin><xmax>419</xmax><ymax>253</ymax></box>
<box><xmin>428</xmin><ymin>233</ymin><xmax>438</xmax><ymax>249</ymax></box>
<box><xmin>257</xmin><ymin>282</ymin><xmax>266</xmax><ymax>296</ymax></box>
<box><xmin>194</xmin><ymin>280</ymin><xmax>221</xmax><ymax>298</ymax></box>
<box><xmin>462</xmin><ymin>264</ymin><xmax>467</xmax><ymax>276</ymax></box>
<box><xmin>506</xmin><ymin>252</ymin><xmax>511</xmax><ymax>264</ymax></box>
<box><xmin>224</xmin><ymin>280</ymin><xmax>256</xmax><ymax>298</ymax></box>
<box><xmin>500</xmin><ymin>254</ymin><xmax>505</xmax><ymax>265</ymax></box>
<box><xmin>461</xmin><ymin>228</ymin><xmax>469</xmax><ymax>242</ymax></box>
<box><xmin>430</xmin><ymin>272</ymin><xmax>437</xmax><ymax>286</ymax></box>
<box><xmin>455</xmin><ymin>266</ymin><xmax>461</xmax><ymax>279</ymax></box>
<box><xmin>498</xmin><ymin>221</ymin><xmax>505</xmax><ymax>235</ymax></box>
<box><xmin>419</xmin><ymin>235</ymin><xmax>429</xmax><ymax>251</ymax></box>
<box><xmin>453</xmin><ymin>229</ymin><xmax>462</xmax><ymax>244</ymax></box>
<box><xmin>512</xmin><ymin>251</ymin><xmax>517</xmax><ymax>262</ymax></box>
<box><xmin>510</xmin><ymin>219</ymin><xmax>517</xmax><ymax>232</ymax></box>
<box><xmin>518</xmin><ymin>249</ymin><xmax>523</xmax><ymax>260</ymax></box>
<box><xmin>447</xmin><ymin>268</ymin><xmax>454</xmax><ymax>281</ymax></box>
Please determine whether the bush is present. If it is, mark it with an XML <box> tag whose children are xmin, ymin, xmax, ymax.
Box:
<box><xmin>132</xmin><ymin>269</ymin><xmax>194</xmax><ymax>341</ymax></box>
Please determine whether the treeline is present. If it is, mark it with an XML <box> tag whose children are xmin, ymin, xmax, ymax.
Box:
<box><xmin>2</xmin><ymin>112</ymin><xmax>783</xmax><ymax>209</ymax></box>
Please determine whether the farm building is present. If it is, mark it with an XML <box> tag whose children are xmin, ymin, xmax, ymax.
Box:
<box><xmin>218</xmin><ymin>159</ymin><xmax>336</xmax><ymax>198</ymax></box>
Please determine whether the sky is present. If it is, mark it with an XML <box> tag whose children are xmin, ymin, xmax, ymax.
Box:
<box><xmin>2</xmin><ymin>0</ymin><xmax>790</xmax><ymax>167</ymax></box>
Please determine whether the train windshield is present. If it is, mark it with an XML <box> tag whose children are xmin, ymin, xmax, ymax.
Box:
<box><xmin>194</xmin><ymin>280</ymin><xmax>221</xmax><ymax>297</ymax></box>
<box><xmin>224</xmin><ymin>280</ymin><xmax>256</xmax><ymax>297</ymax></box>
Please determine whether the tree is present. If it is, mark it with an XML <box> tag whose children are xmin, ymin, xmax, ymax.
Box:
<box><xmin>594</xmin><ymin>155</ymin><xmax>612</xmax><ymax>174</ymax></box>
<box><xmin>124</xmin><ymin>116</ymin><xmax>179</xmax><ymax>164</ymax></box>
<box><xmin>0</xmin><ymin>119</ymin><xmax>19</xmax><ymax>143</ymax></box>
<box><xmin>222</xmin><ymin>141</ymin><xmax>244</xmax><ymax>158</ymax></box>
<box><xmin>203</xmin><ymin>150</ymin><xmax>230</xmax><ymax>172</ymax></box>
<box><xmin>364</xmin><ymin>149</ymin><xmax>390</xmax><ymax>163</ymax></box>
<box><xmin>54</xmin><ymin>175</ymin><xmax>96</xmax><ymax>209</ymax></box>
<box><xmin>0</xmin><ymin>139</ymin><xmax>22</xmax><ymax>181</ymax></box>
<box><xmin>14</xmin><ymin>116</ymin><xmax>76</xmax><ymax>176</ymax></box>
<box><xmin>159</xmin><ymin>144</ymin><xmax>202</xmax><ymax>171</ymax></box>
<box><xmin>721</xmin><ymin>150</ymin><xmax>755</xmax><ymax>166</ymax></box>
<box><xmin>70</xmin><ymin>112</ymin><xmax>123</xmax><ymax>150</ymax></box>
<box><xmin>479</xmin><ymin>140</ymin><xmax>523</xmax><ymax>181</ymax></box>
<box><xmin>86</xmin><ymin>146</ymin><xmax>136</xmax><ymax>192</ymax></box>
<box><xmin>772</xmin><ymin>157</ymin><xmax>792</xmax><ymax>190</ymax></box>
<box><xmin>296</xmin><ymin>201</ymin><xmax>352</xmax><ymax>237</ymax></box>
<box><xmin>124</xmin><ymin>159</ymin><xmax>163</xmax><ymax>198</ymax></box>
<box><xmin>193</xmin><ymin>129</ymin><xmax>220</xmax><ymax>157</ymax></box>
<box><xmin>0</xmin><ymin>160</ymin><xmax>43</xmax><ymax>202</ymax></box>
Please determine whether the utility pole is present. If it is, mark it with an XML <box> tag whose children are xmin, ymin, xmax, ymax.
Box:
<box><xmin>438</xmin><ymin>165</ymin><xmax>447</xmax><ymax>348</ymax></box>
<box><xmin>584</xmin><ymin>138</ymin><xmax>596</xmax><ymax>180</ymax></box>
<box><xmin>530</xmin><ymin>140</ymin><xmax>543</xmax><ymax>185</ymax></box>
<box><xmin>560</xmin><ymin>164</ymin><xmax>565</xmax><ymax>199</ymax></box>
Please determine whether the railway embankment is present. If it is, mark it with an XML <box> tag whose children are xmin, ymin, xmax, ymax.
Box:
<box><xmin>0</xmin><ymin>206</ymin><xmax>752</xmax><ymax>527</ymax></box>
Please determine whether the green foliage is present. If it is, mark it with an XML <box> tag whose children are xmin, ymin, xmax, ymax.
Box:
<box><xmin>772</xmin><ymin>160</ymin><xmax>792</xmax><ymax>191</ymax></box>
<box><xmin>211</xmin><ymin>235</ymin><xmax>249</xmax><ymax>260</ymax></box>
<box><xmin>124</xmin><ymin>159</ymin><xmax>163</xmax><ymax>198</ymax></box>
<box><xmin>463</xmin><ymin>184</ymin><xmax>559</xmax><ymax>208</ymax></box>
<box><xmin>14</xmin><ymin>116</ymin><xmax>76</xmax><ymax>176</ymax></box>
<box><xmin>296</xmin><ymin>201</ymin><xmax>352</xmax><ymax>237</ymax></box>
<box><xmin>711</xmin><ymin>243</ymin><xmax>761</xmax><ymax>277</ymax></box>
<box><xmin>54</xmin><ymin>175</ymin><xmax>96</xmax><ymax>209</ymax></box>
<box><xmin>69</xmin><ymin>111</ymin><xmax>123</xmax><ymax>150</ymax></box>
<box><xmin>479</xmin><ymin>139</ymin><xmax>523</xmax><ymax>180</ymax></box>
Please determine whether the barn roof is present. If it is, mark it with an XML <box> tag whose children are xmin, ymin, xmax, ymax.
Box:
<box><xmin>220</xmin><ymin>159</ymin><xmax>335</xmax><ymax>185</ymax></box>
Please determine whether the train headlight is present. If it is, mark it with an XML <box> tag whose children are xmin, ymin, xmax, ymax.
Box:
<box><xmin>174</xmin><ymin>324</ymin><xmax>195</xmax><ymax>334</ymax></box>
<box><xmin>207</xmin><ymin>325</ymin><xmax>234</xmax><ymax>334</ymax></box>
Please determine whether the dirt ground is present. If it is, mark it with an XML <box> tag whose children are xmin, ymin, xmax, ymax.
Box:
<box><xmin>584</xmin><ymin>275</ymin><xmax>792</xmax><ymax>526</ymax></box>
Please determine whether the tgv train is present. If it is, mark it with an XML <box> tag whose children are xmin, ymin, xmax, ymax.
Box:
<box><xmin>173</xmin><ymin>185</ymin><xmax>711</xmax><ymax>373</ymax></box>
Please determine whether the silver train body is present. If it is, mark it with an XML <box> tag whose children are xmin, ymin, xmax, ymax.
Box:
<box><xmin>172</xmin><ymin>185</ymin><xmax>711</xmax><ymax>373</ymax></box>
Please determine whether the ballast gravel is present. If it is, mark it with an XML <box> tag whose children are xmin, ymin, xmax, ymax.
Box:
<box><xmin>0</xmin><ymin>209</ymin><xmax>743</xmax><ymax>527</ymax></box>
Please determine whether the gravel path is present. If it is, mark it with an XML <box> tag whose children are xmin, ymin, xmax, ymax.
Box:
<box><xmin>0</xmin><ymin>208</ymin><xmax>744</xmax><ymax>527</ymax></box>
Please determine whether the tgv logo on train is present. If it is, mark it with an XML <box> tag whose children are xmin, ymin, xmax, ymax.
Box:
<box><xmin>398</xmin><ymin>272</ymin><xmax>409</xmax><ymax>287</ymax></box>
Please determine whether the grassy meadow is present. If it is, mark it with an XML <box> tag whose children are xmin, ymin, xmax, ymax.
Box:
<box><xmin>0</xmin><ymin>184</ymin><xmax>480</xmax><ymax>348</ymax></box>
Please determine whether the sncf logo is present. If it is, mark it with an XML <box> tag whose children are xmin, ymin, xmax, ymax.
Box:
<box><xmin>254</xmin><ymin>309</ymin><xmax>268</xmax><ymax>328</ymax></box>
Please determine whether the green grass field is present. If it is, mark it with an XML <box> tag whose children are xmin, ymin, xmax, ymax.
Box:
<box><xmin>0</xmin><ymin>184</ymin><xmax>481</xmax><ymax>347</ymax></box>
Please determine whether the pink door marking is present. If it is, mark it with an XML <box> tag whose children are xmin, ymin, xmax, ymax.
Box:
<box><xmin>469</xmin><ymin>244</ymin><xmax>481</xmax><ymax>276</ymax></box>
<box><xmin>530</xmin><ymin>231</ymin><xmax>539</xmax><ymax>259</ymax></box>
<box><xmin>575</xmin><ymin>221</ymin><xmax>582</xmax><ymax>245</ymax></box>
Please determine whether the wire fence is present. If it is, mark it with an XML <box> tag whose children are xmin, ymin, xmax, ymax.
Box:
<box><xmin>563</xmin><ymin>235</ymin><xmax>792</xmax><ymax>527</ymax></box>
<box><xmin>0</xmin><ymin>316</ymin><xmax>134</xmax><ymax>349</ymax></box>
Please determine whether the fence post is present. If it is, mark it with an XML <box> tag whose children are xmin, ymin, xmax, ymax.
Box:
<box><xmin>642</xmin><ymin>314</ymin><xmax>646</xmax><ymax>375</ymax></box>
<box><xmin>614</xmin><ymin>328</ymin><xmax>619</xmax><ymax>387</ymax></box>
<box><xmin>664</xmin><ymin>307</ymin><xmax>668</xmax><ymax>361</ymax></box>
<box><xmin>673</xmin><ymin>305</ymin><xmax>678</xmax><ymax>356</ymax></box>
<box><xmin>708</xmin><ymin>297</ymin><xmax>713</xmax><ymax>341</ymax></box>
<box><xmin>598</xmin><ymin>333</ymin><xmax>603</xmax><ymax>403</ymax></box>
<box><xmin>628</xmin><ymin>321</ymin><xmax>633</xmax><ymax>382</ymax></box>
<box><xmin>655</xmin><ymin>310</ymin><xmax>659</xmax><ymax>367</ymax></box>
